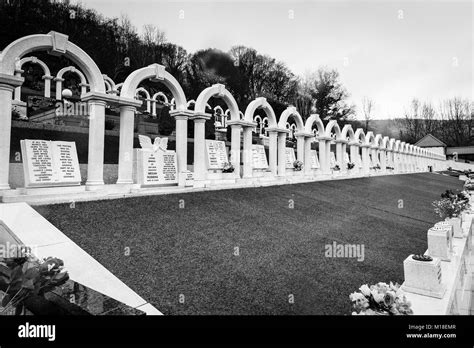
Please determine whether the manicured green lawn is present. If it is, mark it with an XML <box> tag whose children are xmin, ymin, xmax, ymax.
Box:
<box><xmin>34</xmin><ymin>173</ymin><xmax>463</xmax><ymax>315</ymax></box>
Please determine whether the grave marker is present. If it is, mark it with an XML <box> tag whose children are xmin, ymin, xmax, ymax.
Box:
<box><xmin>251</xmin><ymin>145</ymin><xmax>268</xmax><ymax>169</ymax></box>
<box><xmin>285</xmin><ymin>148</ymin><xmax>296</xmax><ymax>169</ymax></box>
<box><xmin>20</xmin><ymin>139</ymin><xmax>81</xmax><ymax>187</ymax></box>
<box><xmin>205</xmin><ymin>140</ymin><xmax>229</xmax><ymax>170</ymax></box>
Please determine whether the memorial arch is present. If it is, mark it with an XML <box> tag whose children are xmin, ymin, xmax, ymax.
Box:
<box><xmin>193</xmin><ymin>84</ymin><xmax>251</xmax><ymax>181</ymax></box>
<box><xmin>117</xmin><ymin>63</ymin><xmax>189</xmax><ymax>184</ymax></box>
<box><xmin>277</xmin><ymin>106</ymin><xmax>305</xmax><ymax>176</ymax></box>
<box><xmin>304</xmin><ymin>114</ymin><xmax>327</xmax><ymax>174</ymax></box>
<box><xmin>0</xmin><ymin>31</ymin><xmax>107</xmax><ymax>190</ymax></box>
<box><xmin>243</xmin><ymin>97</ymin><xmax>276</xmax><ymax>177</ymax></box>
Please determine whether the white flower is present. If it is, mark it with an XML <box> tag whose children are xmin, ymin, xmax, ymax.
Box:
<box><xmin>359</xmin><ymin>284</ymin><xmax>371</xmax><ymax>297</ymax></box>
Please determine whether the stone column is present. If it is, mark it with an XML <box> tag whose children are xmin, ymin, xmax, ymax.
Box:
<box><xmin>242</xmin><ymin>126</ymin><xmax>253</xmax><ymax>179</ymax></box>
<box><xmin>192</xmin><ymin>114</ymin><xmax>210</xmax><ymax>181</ymax></box>
<box><xmin>277</xmin><ymin>132</ymin><xmax>287</xmax><ymax>176</ymax></box>
<box><xmin>116</xmin><ymin>105</ymin><xmax>136</xmax><ymax>184</ymax></box>
<box><xmin>79</xmin><ymin>83</ymin><xmax>89</xmax><ymax>97</ymax></box>
<box><xmin>170</xmin><ymin>110</ymin><xmax>192</xmax><ymax>176</ymax></box>
<box><xmin>361</xmin><ymin>145</ymin><xmax>370</xmax><ymax>175</ymax></box>
<box><xmin>304</xmin><ymin>137</ymin><xmax>313</xmax><ymax>176</ymax></box>
<box><xmin>325</xmin><ymin>140</ymin><xmax>332</xmax><ymax>172</ymax></box>
<box><xmin>13</xmin><ymin>69</ymin><xmax>23</xmax><ymax>101</ymax></box>
<box><xmin>349</xmin><ymin>143</ymin><xmax>358</xmax><ymax>171</ymax></box>
<box><xmin>335</xmin><ymin>140</ymin><xmax>345</xmax><ymax>173</ymax></box>
<box><xmin>380</xmin><ymin>149</ymin><xmax>386</xmax><ymax>172</ymax></box>
<box><xmin>296</xmin><ymin>134</ymin><xmax>305</xmax><ymax>162</ymax></box>
<box><xmin>43</xmin><ymin>75</ymin><xmax>53</xmax><ymax>98</ymax></box>
<box><xmin>267</xmin><ymin>129</ymin><xmax>278</xmax><ymax>176</ymax></box>
<box><xmin>55</xmin><ymin>77</ymin><xmax>64</xmax><ymax>100</ymax></box>
<box><xmin>317</xmin><ymin>138</ymin><xmax>328</xmax><ymax>174</ymax></box>
<box><xmin>85</xmin><ymin>99</ymin><xmax>107</xmax><ymax>187</ymax></box>
<box><xmin>230</xmin><ymin>124</ymin><xmax>242</xmax><ymax>178</ymax></box>
<box><xmin>341</xmin><ymin>142</ymin><xmax>347</xmax><ymax>172</ymax></box>
<box><xmin>0</xmin><ymin>75</ymin><xmax>24</xmax><ymax>190</ymax></box>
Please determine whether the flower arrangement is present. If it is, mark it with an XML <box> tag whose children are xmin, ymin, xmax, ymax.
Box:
<box><xmin>371</xmin><ymin>164</ymin><xmax>381</xmax><ymax>170</ymax></box>
<box><xmin>293</xmin><ymin>160</ymin><xmax>303</xmax><ymax>171</ymax></box>
<box><xmin>222</xmin><ymin>162</ymin><xmax>234</xmax><ymax>173</ymax></box>
<box><xmin>347</xmin><ymin>162</ymin><xmax>355</xmax><ymax>170</ymax></box>
<box><xmin>0</xmin><ymin>251</ymin><xmax>69</xmax><ymax>314</ymax></box>
<box><xmin>386</xmin><ymin>166</ymin><xmax>394</xmax><ymax>170</ymax></box>
<box><xmin>332</xmin><ymin>164</ymin><xmax>340</xmax><ymax>171</ymax></box>
<box><xmin>464</xmin><ymin>178</ymin><xmax>474</xmax><ymax>191</ymax></box>
<box><xmin>350</xmin><ymin>282</ymin><xmax>413</xmax><ymax>315</ymax></box>
<box><xmin>432</xmin><ymin>189</ymin><xmax>470</xmax><ymax>219</ymax></box>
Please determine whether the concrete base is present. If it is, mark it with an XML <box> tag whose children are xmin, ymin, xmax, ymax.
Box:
<box><xmin>0</xmin><ymin>171</ymin><xmax>432</xmax><ymax>206</ymax></box>
<box><xmin>401</xmin><ymin>284</ymin><xmax>447</xmax><ymax>299</ymax></box>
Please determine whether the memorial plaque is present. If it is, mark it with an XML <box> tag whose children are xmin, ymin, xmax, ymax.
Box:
<box><xmin>285</xmin><ymin>148</ymin><xmax>296</xmax><ymax>169</ymax></box>
<box><xmin>136</xmin><ymin>149</ymin><xmax>178</xmax><ymax>186</ymax></box>
<box><xmin>21</xmin><ymin>139</ymin><xmax>81</xmax><ymax>187</ymax></box>
<box><xmin>330</xmin><ymin>152</ymin><xmax>337</xmax><ymax>167</ymax></box>
<box><xmin>205</xmin><ymin>140</ymin><xmax>228</xmax><ymax>170</ymax></box>
<box><xmin>252</xmin><ymin>145</ymin><xmax>268</xmax><ymax>169</ymax></box>
<box><xmin>310</xmin><ymin>150</ymin><xmax>320</xmax><ymax>169</ymax></box>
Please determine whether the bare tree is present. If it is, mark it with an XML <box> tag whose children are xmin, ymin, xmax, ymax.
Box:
<box><xmin>438</xmin><ymin>98</ymin><xmax>472</xmax><ymax>146</ymax></box>
<box><xmin>142</xmin><ymin>24</ymin><xmax>166</xmax><ymax>46</ymax></box>
<box><xmin>361</xmin><ymin>96</ymin><xmax>374</xmax><ymax>132</ymax></box>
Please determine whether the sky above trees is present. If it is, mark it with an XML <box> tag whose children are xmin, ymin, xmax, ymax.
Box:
<box><xmin>81</xmin><ymin>0</ymin><xmax>472</xmax><ymax>120</ymax></box>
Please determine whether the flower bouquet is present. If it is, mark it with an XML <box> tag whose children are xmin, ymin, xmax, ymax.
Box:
<box><xmin>347</xmin><ymin>162</ymin><xmax>355</xmax><ymax>170</ymax></box>
<box><xmin>433</xmin><ymin>189</ymin><xmax>470</xmax><ymax>219</ymax></box>
<box><xmin>293</xmin><ymin>160</ymin><xmax>303</xmax><ymax>171</ymax></box>
<box><xmin>0</xmin><ymin>252</ymin><xmax>69</xmax><ymax>314</ymax></box>
<box><xmin>222</xmin><ymin>162</ymin><xmax>234</xmax><ymax>173</ymax></box>
<box><xmin>332</xmin><ymin>164</ymin><xmax>341</xmax><ymax>171</ymax></box>
<box><xmin>350</xmin><ymin>282</ymin><xmax>413</xmax><ymax>315</ymax></box>
<box><xmin>464</xmin><ymin>179</ymin><xmax>474</xmax><ymax>191</ymax></box>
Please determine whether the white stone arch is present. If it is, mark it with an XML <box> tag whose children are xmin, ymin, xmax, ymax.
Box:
<box><xmin>55</xmin><ymin>66</ymin><xmax>89</xmax><ymax>100</ymax></box>
<box><xmin>324</xmin><ymin>120</ymin><xmax>342</xmax><ymax>139</ymax></box>
<box><xmin>388</xmin><ymin>138</ymin><xmax>396</xmax><ymax>151</ymax></box>
<box><xmin>354</xmin><ymin>128</ymin><xmax>366</xmax><ymax>144</ymax></box>
<box><xmin>195</xmin><ymin>84</ymin><xmax>240</xmax><ymax>121</ymax></box>
<box><xmin>374</xmin><ymin>134</ymin><xmax>383</xmax><ymax>148</ymax></box>
<box><xmin>135</xmin><ymin>87</ymin><xmax>151</xmax><ymax>114</ymax></box>
<box><xmin>102</xmin><ymin>74</ymin><xmax>118</xmax><ymax>95</ymax></box>
<box><xmin>151</xmin><ymin>91</ymin><xmax>170</xmax><ymax>116</ymax></box>
<box><xmin>365</xmin><ymin>131</ymin><xmax>376</xmax><ymax>146</ymax></box>
<box><xmin>187</xmin><ymin>99</ymin><xmax>211</xmax><ymax>111</ymax></box>
<box><xmin>0</xmin><ymin>31</ymin><xmax>105</xmax><ymax>92</ymax></box>
<box><xmin>0</xmin><ymin>31</ymin><xmax>107</xmax><ymax>189</ymax></box>
<box><xmin>120</xmin><ymin>63</ymin><xmax>187</xmax><ymax>111</ymax></box>
<box><xmin>244</xmin><ymin>97</ymin><xmax>278</xmax><ymax>128</ymax></box>
<box><xmin>278</xmin><ymin>106</ymin><xmax>304</xmax><ymax>131</ymax></box>
<box><xmin>305</xmin><ymin>114</ymin><xmax>326</xmax><ymax>137</ymax></box>
<box><xmin>214</xmin><ymin>105</ymin><xmax>227</xmax><ymax>128</ymax></box>
<box><xmin>341</xmin><ymin>124</ymin><xmax>355</xmax><ymax>142</ymax></box>
<box><xmin>394</xmin><ymin>140</ymin><xmax>401</xmax><ymax>152</ymax></box>
<box><xmin>14</xmin><ymin>56</ymin><xmax>53</xmax><ymax>99</ymax></box>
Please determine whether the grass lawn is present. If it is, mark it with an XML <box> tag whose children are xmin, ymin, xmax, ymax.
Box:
<box><xmin>34</xmin><ymin>173</ymin><xmax>463</xmax><ymax>315</ymax></box>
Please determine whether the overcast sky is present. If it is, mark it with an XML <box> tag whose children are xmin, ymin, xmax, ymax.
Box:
<box><xmin>80</xmin><ymin>0</ymin><xmax>472</xmax><ymax>120</ymax></box>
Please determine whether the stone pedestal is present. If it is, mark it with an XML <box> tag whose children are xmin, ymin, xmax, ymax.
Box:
<box><xmin>427</xmin><ymin>226</ymin><xmax>452</xmax><ymax>261</ymax></box>
<box><xmin>402</xmin><ymin>255</ymin><xmax>446</xmax><ymax>299</ymax></box>
<box><xmin>445</xmin><ymin>217</ymin><xmax>463</xmax><ymax>238</ymax></box>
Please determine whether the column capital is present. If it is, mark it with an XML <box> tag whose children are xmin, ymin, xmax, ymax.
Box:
<box><xmin>335</xmin><ymin>139</ymin><xmax>349</xmax><ymax>144</ymax></box>
<box><xmin>54</xmin><ymin>77</ymin><xmax>65</xmax><ymax>82</ymax></box>
<box><xmin>169</xmin><ymin>109</ymin><xmax>194</xmax><ymax>120</ymax></box>
<box><xmin>266</xmin><ymin>126</ymin><xmax>289</xmax><ymax>134</ymax></box>
<box><xmin>42</xmin><ymin>74</ymin><xmax>54</xmax><ymax>81</ymax></box>
<box><xmin>189</xmin><ymin>111</ymin><xmax>212</xmax><ymax>120</ymax></box>
<box><xmin>0</xmin><ymin>73</ymin><xmax>24</xmax><ymax>89</ymax></box>
<box><xmin>316</xmin><ymin>135</ymin><xmax>333</xmax><ymax>141</ymax></box>
<box><xmin>227</xmin><ymin>119</ymin><xmax>255</xmax><ymax>128</ymax></box>
<box><xmin>294</xmin><ymin>131</ymin><xmax>313</xmax><ymax>138</ymax></box>
<box><xmin>348</xmin><ymin>141</ymin><xmax>360</xmax><ymax>146</ymax></box>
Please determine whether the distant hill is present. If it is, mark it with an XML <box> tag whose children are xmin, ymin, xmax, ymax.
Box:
<box><xmin>348</xmin><ymin>119</ymin><xmax>402</xmax><ymax>139</ymax></box>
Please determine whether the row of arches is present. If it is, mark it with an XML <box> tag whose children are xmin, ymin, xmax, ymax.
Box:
<box><xmin>0</xmin><ymin>31</ymin><xmax>446</xmax><ymax>190</ymax></box>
